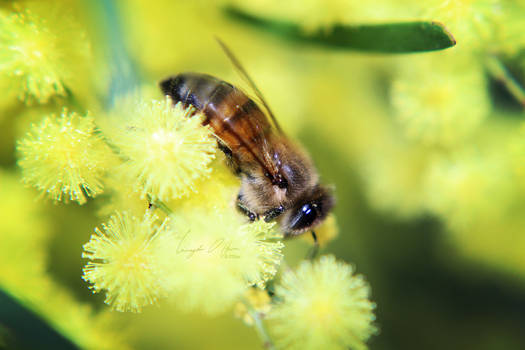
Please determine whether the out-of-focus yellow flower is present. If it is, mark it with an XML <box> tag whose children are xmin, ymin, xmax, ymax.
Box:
<box><xmin>430</xmin><ymin>121</ymin><xmax>525</xmax><ymax>273</ymax></box>
<box><xmin>82</xmin><ymin>211</ymin><xmax>171</xmax><ymax>312</ymax></box>
<box><xmin>228</xmin><ymin>0</ymin><xmax>425</xmax><ymax>31</ymax></box>
<box><xmin>164</xmin><ymin>205</ymin><xmax>283</xmax><ymax>315</ymax></box>
<box><xmin>493</xmin><ymin>1</ymin><xmax>525</xmax><ymax>55</ymax></box>
<box><xmin>423</xmin><ymin>147</ymin><xmax>513</xmax><ymax>232</ymax></box>
<box><xmin>0</xmin><ymin>170</ymin><xmax>49</xmax><ymax>283</ymax></box>
<box><xmin>106</xmin><ymin>98</ymin><xmax>216</xmax><ymax>202</ymax></box>
<box><xmin>0</xmin><ymin>171</ymin><xmax>129</xmax><ymax>350</ymax></box>
<box><xmin>508</xmin><ymin>122</ymin><xmax>525</xmax><ymax>191</ymax></box>
<box><xmin>391</xmin><ymin>52</ymin><xmax>490</xmax><ymax>147</ymax></box>
<box><xmin>361</xmin><ymin>138</ymin><xmax>434</xmax><ymax>217</ymax></box>
<box><xmin>0</xmin><ymin>1</ymin><xmax>90</xmax><ymax>104</ymax></box>
<box><xmin>234</xmin><ymin>287</ymin><xmax>272</xmax><ymax>326</ymax></box>
<box><xmin>229</xmin><ymin>0</ymin><xmax>360</xmax><ymax>32</ymax></box>
<box><xmin>425</xmin><ymin>0</ymin><xmax>502</xmax><ymax>50</ymax></box>
<box><xmin>27</xmin><ymin>284</ymin><xmax>131</xmax><ymax>350</ymax></box>
<box><xmin>17</xmin><ymin>109</ymin><xmax>112</xmax><ymax>204</ymax></box>
<box><xmin>97</xmin><ymin>168</ymin><xmax>150</xmax><ymax>218</ymax></box>
<box><xmin>269</xmin><ymin>255</ymin><xmax>377</xmax><ymax>350</ymax></box>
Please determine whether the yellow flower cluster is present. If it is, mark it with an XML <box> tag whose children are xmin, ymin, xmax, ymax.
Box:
<box><xmin>362</xmin><ymin>0</ymin><xmax>525</xmax><ymax>277</ymax></box>
<box><xmin>82</xmin><ymin>203</ymin><xmax>284</xmax><ymax>315</ymax></box>
<box><xmin>4</xmin><ymin>1</ymin><xmax>392</xmax><ymax>349</ymax></box>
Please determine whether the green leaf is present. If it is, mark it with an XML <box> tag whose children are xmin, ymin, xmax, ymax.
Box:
<box><xmin>224</xmin><ymin>6</ymin><xmax>456</xmax><ymax>53</ymax></box>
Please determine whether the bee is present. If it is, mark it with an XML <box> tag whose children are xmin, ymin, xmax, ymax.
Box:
<box><xmin>159</xmin><ymin>40</ymin><xmax>334</xmax><ymax>238</ymax></box>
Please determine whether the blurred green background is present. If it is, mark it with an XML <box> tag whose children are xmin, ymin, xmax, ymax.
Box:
<box><xmin>2</xmin><ymin>0</ymin><xmax>525</xmax><ymax>349</ymax></box>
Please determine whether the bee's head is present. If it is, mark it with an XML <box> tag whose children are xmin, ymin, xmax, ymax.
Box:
<box><xmin>281</xmin><ymin>185</ymin><xmax>334</xmax><ymax>235</ymax></box>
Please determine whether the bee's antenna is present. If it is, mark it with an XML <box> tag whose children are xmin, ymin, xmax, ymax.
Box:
<box><xmin>306</xmin><ymin>230</ymin><xmax>320</xmax><ymax>260</ymax></box>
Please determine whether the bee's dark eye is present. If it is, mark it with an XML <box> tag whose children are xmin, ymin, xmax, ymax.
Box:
<box><xmin>290</xmin><ymin>203</ymin><xmax>318</xmax><ymax>231</ymax></box>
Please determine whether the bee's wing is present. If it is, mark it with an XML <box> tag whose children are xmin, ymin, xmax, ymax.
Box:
<box><xmin>216</xmin><ymin>38</ymin><xmax>283</xmax><ymax>134</ymax></box>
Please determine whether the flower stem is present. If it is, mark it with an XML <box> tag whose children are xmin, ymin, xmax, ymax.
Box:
<box><xmin>93</xmin><ymin>128</ymin><xmax>128</xmax><ymax>159</ymax></box>
<box><xmin>485</xmin><ymin>55</ymin><xmax>525</xmax><ymax>107</ymax></box>
<box><xmin>146</xmin><ymin>195</ymin><xmax>173</xmax><ymax>215</ymax></box>
<box><xmin>244</xmin><ymin>300</ymin><xmax>276</xmax><ymax>350</ymax></box>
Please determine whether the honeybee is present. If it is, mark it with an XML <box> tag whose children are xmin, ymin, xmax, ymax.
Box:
<box><xmin>160</xmin><ymin>40</ymin><xmax>334</xmax><ymax>237</ymax></box>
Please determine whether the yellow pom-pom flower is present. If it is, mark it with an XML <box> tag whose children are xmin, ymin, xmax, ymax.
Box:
<box><xmin>269</xmin><ymin>255</ymin><xmax>377</xmax><ymax>350</ymax></box>
<box><xmin>82</xmin><ymin>211</ymin><xmax>171</xmax><ymax>313</ymax></box>
<box><xmin>17</xmin><ymin>109</ymin><xmax>112</xmax><ymax>204</ymax></box>
<box><xmin>0</xmin><ymin>1</ymin><xmax>90</xmax><ymax>104</ymax></box>
<box><xmin>165</xmin><ymin>206</ymin><xmax>284</xmax><ymax>315</ymax></box>
<box><xmin>108</xmin><ymin>98</ymin><xmax>216</xmax><ymax>202</ymax></box>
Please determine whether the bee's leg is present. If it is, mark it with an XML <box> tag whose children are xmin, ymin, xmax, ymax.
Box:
<box><xmin>236</xmin><ymin>194</ymin><xmax>258</xmax><ymax>222</ymax></box>
<box><xmin>263</xmin><ymin>205</ymin><xmax>285</xmax><ymax>222</ymax></box>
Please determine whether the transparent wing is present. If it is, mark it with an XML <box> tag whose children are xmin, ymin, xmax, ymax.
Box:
<box><xmin>216</xmin><ymin>37</ymin><xmax>283</xmax><ymax>134</ymax></box>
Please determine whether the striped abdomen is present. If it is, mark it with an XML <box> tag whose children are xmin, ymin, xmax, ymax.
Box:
<box><xmin>160</xmin><ymin>73</ymin><xmax>276</xmax><ymax>173</ymax></box>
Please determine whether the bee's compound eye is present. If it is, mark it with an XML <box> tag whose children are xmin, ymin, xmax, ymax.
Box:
<box><xmin>290</xmin><ymin>203</ymin><xmax>318</xmax><ymax>231</ymax></box>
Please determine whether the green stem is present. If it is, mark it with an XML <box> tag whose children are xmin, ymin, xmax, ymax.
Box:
<box><xmin>147</xmin><ymin>195</ymin><xmax>173</xmax><ymax>215</ymax></box>
<box><xmin>93</xmin><ymin>128</ymin><xmax>128</xmax><ymax>159</ymax></box>
<box><xmin>243</xmin><ymin>300</ymin><xmax>276</xmax><ymax>350</ymax></box>
<box><xmin>485</xmin><ymin>55</ymin><xmax>525</xmax><ymax>107</ymax></box>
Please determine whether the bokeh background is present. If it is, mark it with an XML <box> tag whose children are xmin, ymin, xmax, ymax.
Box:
<box><xmin>2</xmin><ymin>0</ymin><xmax>525</xmax><ymax>349</ymax></box>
